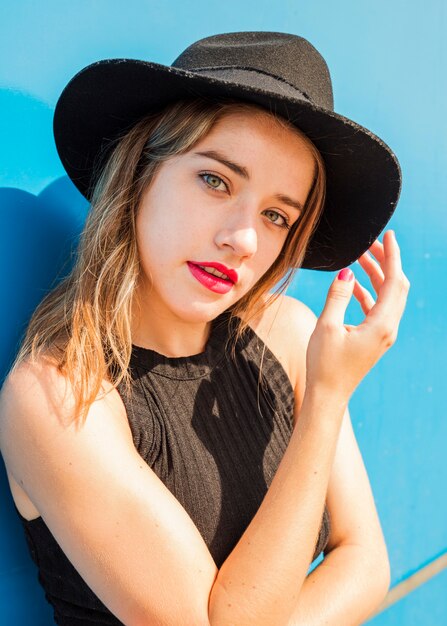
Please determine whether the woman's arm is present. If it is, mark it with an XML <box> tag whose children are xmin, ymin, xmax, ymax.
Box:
<box><xmin>289</xmin><ymin>542</ymin><xmax>389</xmax><ymax>626</ymax></box>
<box><xmin>288</xmin><ymin>409</ymin><xmax>391</xmax><ymax>625</ymax></box>
<box><xmin>278</xmin><ymin>242</ymin><xmax>402</xmax><ymax>624</ymax></box>
<box><xmin>209</xmin><ymin>387</ymin><xmax>349</xmax><ymax>625</ymax></box>
<box><xmin>0</xmin><ymin>362</ymin><xmax>220</xmax><ymax>626</ymax></box>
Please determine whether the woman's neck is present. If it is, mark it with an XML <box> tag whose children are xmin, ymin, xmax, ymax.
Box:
<box><xmin>130</xmin><ymin>295</ymin><xmax>214</xmax><ymax>357</ymax></box>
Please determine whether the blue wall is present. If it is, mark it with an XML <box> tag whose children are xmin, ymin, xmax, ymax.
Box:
<box><xmin>1</xmin><ymin>1</ymin><xmax>445</xmax><ymax>624</ymax></box>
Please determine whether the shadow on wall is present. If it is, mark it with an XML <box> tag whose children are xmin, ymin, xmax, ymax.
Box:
<box><xmin>0</xmin><ymin>177</ymin><xmax>87</xmax><ymax>624</ymax></box>
<box><xmin>0</xmin><ymin>178</ymin><xmax>88</xmax><ymax>381</ymax></box>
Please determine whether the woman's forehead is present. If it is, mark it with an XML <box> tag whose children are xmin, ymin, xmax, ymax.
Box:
<box><xmin>205</xmin><ymin>106</ymin><xmax>299</xmax><ymax>138</ymax></box>
<box><xmin>188</xmin><ymin>110</ymin><xmax>314</xmax><ymax>165</ymax></box>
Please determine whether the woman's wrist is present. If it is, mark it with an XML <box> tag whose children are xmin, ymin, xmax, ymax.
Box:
<box><xmin>301</xmin><ymin>384</ymin><xmax>350</xmax><ymax>420</ymax></box>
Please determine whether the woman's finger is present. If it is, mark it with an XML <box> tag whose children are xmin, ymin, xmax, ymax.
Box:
<box><xmin>368</xmin><ymin>238</ymin><xmax>386</xmax><ymax>268</ymax></box>
<box><xmin>382</xmin><ymin>230</ymin><xmax>402</xmax><ymax>280</ymax></box>
<box><xmin>352</xmin><ymin>279</ymin><xmax>375</xmax><ymax>316</ymax></box>
<box><xmin>319</xmin><ymin>268</ymin><xmax>355</xmax><ymax>327</ymax></box>
<box><xmin>357</xmin><ymin>231</ymin><xmax>387</xmax><ymax>276</ymax></box>
<box><xmin>365</xmin><ymin>230</ymin><xmax>409</xmax><ymax>328</ymax></box>
<box><xmin>356</xmin><ymin>251</ymin><xmax>384</xmax><ymax>296</ymax></box>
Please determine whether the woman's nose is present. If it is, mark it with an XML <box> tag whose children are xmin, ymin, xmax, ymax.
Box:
<box><xmin>214</xmin><ymin>211</ymin><xmax>258</xmax><ymax>259</ymax></box>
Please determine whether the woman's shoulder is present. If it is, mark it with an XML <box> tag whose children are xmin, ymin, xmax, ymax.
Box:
<box><xmin>241</xmin><ymin>292</ymin><xmax>318</xmax><ymax>399</ymax></box>
<box><xmin>1</xmin><ymin>354</ymin><xmax>123</xmax><ymax>424</ymax></box>
<box><xmin>0</xmin><ymin>354</ymin><xmax>130</xmax><ymax>521</ymax></box>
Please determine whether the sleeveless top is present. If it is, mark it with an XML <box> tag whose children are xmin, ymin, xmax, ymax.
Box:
<box><xmin>13</xmin><ymin>309</ymin><xmax>331</xmax><ymax>625</ymax></box>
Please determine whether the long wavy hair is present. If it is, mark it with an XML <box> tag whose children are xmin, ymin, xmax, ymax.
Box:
<box><xmin>10</xmin><ymin>97</ymin><xmax>326</xmax><ymax>426</ymax></box>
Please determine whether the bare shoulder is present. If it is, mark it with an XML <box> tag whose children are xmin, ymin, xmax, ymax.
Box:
<box><xmin>0</xmin><ymin>355</ymin><xmax>130</xmax><ymax>444</ymax></box>
<box><xmin>0</xmin><ymin>356</ymin><xmax>131</xmax><ymax>519</ymax></box>
<box><xmin>241</xmin><ymin>293</ymin><xmax>318</xmax><ymax>408</ymax></box>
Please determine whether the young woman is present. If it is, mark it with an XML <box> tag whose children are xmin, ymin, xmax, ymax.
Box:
<box><xmin>0</xmin><ymin>32</ymin><xmax>409</xmax><ymax>625</ymax></box>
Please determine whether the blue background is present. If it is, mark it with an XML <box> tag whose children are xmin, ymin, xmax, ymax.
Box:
<box><xmin>0</xmin><ymin>1</ymin><xmax>445</xmax><ymax>624</ymax></box>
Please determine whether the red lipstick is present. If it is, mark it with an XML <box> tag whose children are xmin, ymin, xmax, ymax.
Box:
<box><xmin>189</xmin><ymin>262</ymin><xmax>238</xmax><ymax>284</ymax></box>
<box><xmin>187</xmin><ymin>261</ymin><xmax>238</xmax><ymax>294</ymax></box>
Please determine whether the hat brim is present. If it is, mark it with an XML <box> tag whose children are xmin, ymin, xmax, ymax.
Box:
<box><xmin>53</xmin><ymin>58</ymin><xmax>402</xmax><ymax>271</ymax></box>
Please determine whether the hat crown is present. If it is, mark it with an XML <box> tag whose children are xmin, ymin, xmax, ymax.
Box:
<box><xmin>172</xmin><ymin>31</ymin><xmax>334</xmax><ymax>110</ymax></box>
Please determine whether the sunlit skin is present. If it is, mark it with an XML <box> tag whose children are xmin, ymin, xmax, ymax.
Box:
<box><xmin>131</xmin><ymin>110</ymin><xmax>316</xmax><ymax>356</ymax></box>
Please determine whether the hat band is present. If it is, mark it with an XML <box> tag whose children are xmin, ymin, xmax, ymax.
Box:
<box><xmin>187</xmin><ymin>65</ymin><xmax>312</xmax><ymax>103</ymax></box>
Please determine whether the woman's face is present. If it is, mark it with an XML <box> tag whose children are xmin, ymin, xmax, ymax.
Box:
<box><xmin>134</xmin><ymin>109</ymin><xmax>315</xmax><ymax>324</ymax></box>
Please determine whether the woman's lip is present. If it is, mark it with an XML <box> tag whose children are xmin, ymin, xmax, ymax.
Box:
<box><xmin>187</xmin><ymin>262</ymin><xmax>235</xmax><ymax>294</ymax></box>
<box><xmin>189</xmin><ymin>261</ymin><xmax>238</xmax><ymax>284</ymax></box>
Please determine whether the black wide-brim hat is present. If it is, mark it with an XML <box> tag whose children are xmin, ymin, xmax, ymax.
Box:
<box><xmin>53</xmin><ymin>31</ymin><xmax>402</xmax><ymax>271</ymax></box>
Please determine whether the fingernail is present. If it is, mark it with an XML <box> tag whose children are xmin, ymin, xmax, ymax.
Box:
<box><xmin>337</xmin><ymin>268</ymin><xmax>354</xmax><ymax>281</ymax></box>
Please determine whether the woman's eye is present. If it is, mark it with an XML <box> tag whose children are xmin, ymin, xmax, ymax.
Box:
<box><xmin>263</xmin><ymin>209</ymin><xmax>291</xmax><ymax>230</ymax></box>
<box><xmin>199</xmin><ymin>172</ymin><xmax>228</xmax><ymax>192</ymax></box>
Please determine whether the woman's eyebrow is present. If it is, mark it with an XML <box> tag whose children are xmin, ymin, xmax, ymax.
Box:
<box><xmin>192</xmin><ymin>149</ymin><xmax>303</xmax><ymax>212</ymax></box>
<box><xmin>193</xmin><ymin>149</ymin><xmax>250</xmax><ymax>179</ymax></box>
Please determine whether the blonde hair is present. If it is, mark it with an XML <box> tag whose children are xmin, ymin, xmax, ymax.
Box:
<box><xmin>10</xmin><ymin>97</ymin><xmax>326</xmax><ymax>426</ymax></box>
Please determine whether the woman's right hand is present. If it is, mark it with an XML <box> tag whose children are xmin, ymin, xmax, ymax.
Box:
<box><xmin>304</xmin><ymin>230</ymin><xmax>410</xmax><ymax>403</ymax></box>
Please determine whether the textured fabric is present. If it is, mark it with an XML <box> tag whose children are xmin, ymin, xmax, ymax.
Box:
<box><xmin>14</xmin><ymin>308</ymin><xmax>330</xmax><ymax>625</ymax></box>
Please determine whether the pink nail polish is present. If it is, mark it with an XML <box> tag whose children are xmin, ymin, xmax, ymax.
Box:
<box><xmin>337</xmin><ymin>268</ymin><xmax>353</xmax><ymax>281</ymax></box>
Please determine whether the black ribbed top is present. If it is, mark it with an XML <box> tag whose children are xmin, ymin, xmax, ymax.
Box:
<box><xmin>14</xmin><ymin>308</ymin><xmax>330</xmax><ymax>625</ymax></box>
